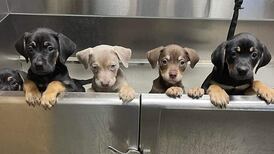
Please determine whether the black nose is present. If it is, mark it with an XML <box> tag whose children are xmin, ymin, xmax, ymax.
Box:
<box><xmin>35</xmin><ymin>61</ymin><xmax>44</xmax><ymax>71</ymax></box>
<box><xmin>237</xmin><ymin>66</ymin><xmax>249</xmax><ymax>76</ymax></box>
<box><xmin>169</xmin><ymin>71</ymin><xmax>177</xmax><ymax>79</ymax></box>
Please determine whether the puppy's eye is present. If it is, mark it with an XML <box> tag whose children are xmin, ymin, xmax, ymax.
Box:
<box><xmin>251</xmin><ymin>52</ymin><xmax>258</xmax><ymax>59</ymax></box>
<box><xmin>91</xmin><ymin>65</ymin><xmax>98</xmax><ymax>72</ymax></box>
<box><xmin>48</xmin><ymin>46</ymin><xmax>54</xmax><ymax>51</ymax></box>
<box><xmin>231</xmin><ymin>51</ymin><xmax>236</xmax><ymax>58</ymax></box>
<box><xmin>27</xmin><ymin>46</ymin><xmax>33</xmax><ymax>51</ymax></box>
<box><xmin>179</xmin><ymin>60</ymin><xmax>185</xmax><ymax>66</ymax></box>
<box><xmin>161</xmin><ymin>59</ymin><xmax>168</xmax><ymax>65</ymax></box>
<box><xmin>110</xmin><ymin>64</ymin><xmax>116</xmax><ymax>70</ymax></box>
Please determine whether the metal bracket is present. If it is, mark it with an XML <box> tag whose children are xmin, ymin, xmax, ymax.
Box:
<box><xmin>108</xmin><ymin>146</ymin><xmax>141</xmax><ymax>154</ymax></box>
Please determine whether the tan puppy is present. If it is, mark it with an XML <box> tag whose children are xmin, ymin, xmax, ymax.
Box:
<box><xmin>76</xmin><ymin>45</ymin><xmax>136</xmax><ymax>103</ymax></box>
<box><xmin>147</xmin><ymin>44</ymin><xmax>204</xmax><ymax>97</ymax></box>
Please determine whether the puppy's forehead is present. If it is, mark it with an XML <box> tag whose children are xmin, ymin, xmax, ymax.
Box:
<box><xmin>91</xmin><ymin>46</ymin><xmax>119</xmax><ymax>66</ymax></box>
<box><xmin>231</xmin><ymin>34</ymin><xmax>259</xmax><ymax>48</ymax></box>
<box><xmin>29</xmin><ymin>31</ymin><xmax>57</xmax><ymax>44</ymax></box>
<box><xmin>161</xmin><ymin>45</ymin><xmax>186</xmax><ymax>59</ymax></box>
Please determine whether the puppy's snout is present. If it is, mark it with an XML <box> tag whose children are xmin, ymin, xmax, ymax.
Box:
<box><xmin>237</xmin><ymin>66</ymin><xmax>249</xmax><ymax>76</ymax></box>
<box><xmin>169</xmin><ymin>70</ymin><xmax>177</xmax><ymax>79</ymax></box>
<box><xmin>100</xmin><ymin>81</ymin><xmax>110</xmax><ymax>87</ymax></box>
<box><xmin>35</xmin><ymin>61</ymin><xmax>44</xmax><ymax>71</ymax></box>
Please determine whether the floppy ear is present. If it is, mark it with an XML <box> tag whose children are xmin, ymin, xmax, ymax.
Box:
<box><xmin>255</xmin><ymin>44</ymin><xmax>271</xmax><ymax>73</ymax></box>
<box><xmin>76</xmin><ymin>48</ymin><xmax>92</xmax><ymax>69</ymax></box>
<box><xmin>113</xmin><ymin>46</ymin><xmax>132</xmax><ymax>68</ymax></box>
<box><xmin>184</xmin><ymin>47</ymin><xmax>200</xmax><ymax>68</ymax></box>
<box><xmin>57</xmin><ymin>33</ymin><xmax>76</xmax><ymax>64</ymax></box>
<box><xmin>15</xmin><ymin>32</ymin><xmax>31</xmax><ymax>63</ymax></box>
<box><xmin>211</xmin><ymin>41</ymin><xmax>227</xmax><ymax>71</ymax></box>
<box><xmin>146</xmin><ymin>46</ymin><xmax>164</xmax><ymax>69</ymax></box>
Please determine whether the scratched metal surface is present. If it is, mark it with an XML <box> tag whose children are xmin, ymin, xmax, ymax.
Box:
<box><xmin>0</xmin><ymin>92</ymin><xmax>140</xmax><ymax>154</ymax></box>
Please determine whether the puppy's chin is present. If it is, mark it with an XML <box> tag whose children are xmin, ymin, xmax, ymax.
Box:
<box><xmin>31</xmin><ymin>67</ymin><xmax>55</xmax><ymax>76</ymax></box>
<box><xmin>229</xmin><ymin>72</ymin><xmax>253</xmax><ymax>81</ymax></box>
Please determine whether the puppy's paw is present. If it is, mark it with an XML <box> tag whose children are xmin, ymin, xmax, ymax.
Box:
<box><xmin>253</xmin><ymin>81</ymin><xmax>274</xmax><ymax>104</ymax></box>
<box><xmin>165</xmin><ymin>87</ymin><xmax>184</xmax><ymax>98</ymax></box>
<box><xmin>187</xmin><ymin>87</ymin><xmax>204</xmax><ymax>99</ymax></box>
<box><xmin>119</xmin><ymin>86</ymin><xmax>136</xmax><ymax>103</ymax></box>
<box><xmin>207</xmin><ymin>85</ymin><xmax>229</xmax><ymax>108</ymax></box>
<box><xmin>25</xmin><ymin>90</ymin><xmax>41</xmax><ymax>107</ymax></box>
<box><xmin>41</xmin><ymin>92</ymin><xmax>58</xmax><ymax>109</ymax></box>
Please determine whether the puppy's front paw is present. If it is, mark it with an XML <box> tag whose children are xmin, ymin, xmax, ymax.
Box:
<box><xmin>119</xmin><ymin>86</ymin><xmax>136</xmax><ymax>103</ymax></box>
<box><xmin>187</xmin><ymin>87</ymin><xmax>204</xmax><ymax>99</ymax></box>
<box><xmin>207</xmin><ymin>85</ymin><xmax>229</xmax><ymax>108</ymax></box>
<box><xmin>166</xmin><ymin>87</ymin><xmax>184</xmax><ymax>98</ymax></box>
<box><xmin>41</xmin><ymin>92</ymin><xmax>58</xmax><ymax>109</ymax></box>
<box><xmin>253</xmin><ymin>80</ymin><xmax>274</xmax><ymax>104</ymax></box>
<box><xmin>25</xmin><ymin>90</ymin><xmax>41</xmax><ymax>107</ymax></box>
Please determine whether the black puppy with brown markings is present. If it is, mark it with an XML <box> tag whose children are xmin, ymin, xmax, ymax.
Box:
<box><xmin>147</xmin><ymin>44</ymin><xmax>203</xmax><ymax>97</ymax></box>
<box><xmin>15</xmin><ymin>28</ymin><xmax>90</xmax><ymax>109</ymax></box>
<box><xmin>189</xmin><ymin>33</ymin><xmax>274</xmax><ymax>108</ymax></box>
<box><xmin>0</xmin><ymin>68</ymin><xmax>27</xmax><ymax>91</ymax></box>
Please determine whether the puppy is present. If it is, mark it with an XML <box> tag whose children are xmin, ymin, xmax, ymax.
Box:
<box><xmin>76</xmin><ymin>45</ymin><xmax>136</xmax><ymax>103</ymax></box>
<box><xmin>15</xmin><ymin>28</ymin><xmax>90</xmax><ymax>109</ymax></box>
<box><xmin>190</xmin><ymin>33</ymin><xmax>274</xmax><ymax>108</ymax></box>
<box><xmin>147</xmin><ymin>44</ymin><xmax>203</xmax><ymax>97</ymax></box>
<box><xmin>0</xmin><ymin>68</ymin><xmax>27</xmax><ymax>91</ymax></box>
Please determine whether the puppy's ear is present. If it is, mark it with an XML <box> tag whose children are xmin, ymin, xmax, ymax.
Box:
<box><xmin>211</xmin><ymin>42</ymin><xmax>227</xmax><ymax>71</ymax></box>
<box><xmin>184</xmin><ymin>47</ymin><xmax>199</xmax><ymax>68</ymax></box>
<box><xmin>113</xmin><ymin>46</ymin><xmax>132</xmax><ymax>68</ymax></box>
<box><xmin>255</xmin><ymin>44</ymin><xmax>271</xmax><ymax>73</ymax></box>
<box><xmin>146</xmin><ymin>46</ymin><xmax>164</xmax><ymax>69</ymax></box>
<box><xmin>76</xmin><ymin>48</ymin><xmax>92</xmax><ymax>69</ymax></box>
<box><xmin>57</xmin><ymin>33</ymin><xmax>76</xmax><ymax>64</ymax></box>
<box><xmin>15</xmin><ymin>32</ymin><xmax>31</xmax><ymax>63</ymax></box>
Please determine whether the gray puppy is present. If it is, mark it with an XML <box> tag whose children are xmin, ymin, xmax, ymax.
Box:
<box><xmin>76</xmin><ymin>45</ymin><xmax>136</xmax><ymax>103</ymax></box>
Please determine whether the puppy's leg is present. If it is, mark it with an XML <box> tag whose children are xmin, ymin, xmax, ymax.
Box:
<box><xmin>165</xmin><ymin>86</ymin><xmax>184</xmax><ymax>98</ymax></box>
<box><xmin>23</xmin><ymin>80</ymin><xmax>41</xmax><ymax>106</ymax></box>
<box><xmin>253</xmin><ymin>80</ymin><xmax>274</xmax><ymax>104</ymax></box>
<box><xmin>187</xmin><ymin>87</ymin><xmax>205</xmax><ymax>99</ymax></box>
<box><xmin>41</xmin><ymin>81</ymin><xmax>65</xmax><ymax>109</ymax></box>
<box><xmin>207</xmin><ymin>85</ymin><xmax>229</xmax><ymax>108</ymax></box>
<box><xmin>119</xmin><ymin>83</ymin><xmax>136</xmax><ymax>103</ymax></box>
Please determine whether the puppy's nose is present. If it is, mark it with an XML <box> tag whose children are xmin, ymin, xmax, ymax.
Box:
<box><xmin>237</xmin><ymin>66</ymin><xmax>249</xmax><ymax>76</ymax></box>
<box><xmin>169</xmin><ymin>71</ymin><xmax>177</xmax><ymax>79</ymax></box>
<box><xmin>101</xmin><ymin>81</ymin><xmax>109</xmax><ymax>87</ymax></box>
<box><xmin>35</xmin><ymin>61</ymin><xmax>44</xmax><ymax>71</ymax></box>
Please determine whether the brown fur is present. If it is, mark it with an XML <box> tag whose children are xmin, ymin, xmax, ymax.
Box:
<box><xmin>41</xmin><ymin>81</ymin><xmax>66</xmax><ymax>109</ymax></box>
<box><xmin>23</xmin><ymin>80</ymin><xmax>41</xmax><ymax>106</ymax></box>
<box><xmin>147</xmin><ymin>44</ymin><xmax>203</xmax><ymax>97</ymax></box>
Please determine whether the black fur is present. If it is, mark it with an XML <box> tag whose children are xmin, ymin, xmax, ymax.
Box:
<box><xmin>202</xmin><ymin>33</ymin><xmax>271</xmax><ymax>94</ymax></box>
<box><xmin>0</xmin><ymin>68</ymin><xmax>27</xmax><ymax>91</ymax></box>
<box><xmin>15</xmin><ymin>28</ymin><xmax>90</xmax><ymax>92</ymax></box>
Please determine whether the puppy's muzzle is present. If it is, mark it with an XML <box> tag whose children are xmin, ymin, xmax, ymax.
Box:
<box><xmin>169</xmin><ymin>70</ymin><xmax>177</xmax><ymax>79</ymax></box>
<box><xmin>237</xmin><ymin>66</ymin><xmax>249</xmax><ymax>76</ymax></box>
<box><xmin>35</xmin><ymin>61</ymin><xmax>44</xmax><ymax>71</ymax></box>
<box><xmin>100</xmin><ymin>81</ymin><xmax>110</xmax><ymax>87</ymax></box>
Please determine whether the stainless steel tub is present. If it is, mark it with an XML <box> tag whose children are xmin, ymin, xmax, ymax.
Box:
<box><xmin>1</xmin><ymin>0</ymin><xmax>274</xmax><ymax>154</ymax></box>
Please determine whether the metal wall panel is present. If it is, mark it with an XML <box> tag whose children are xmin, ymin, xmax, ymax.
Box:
<box><xmin>3</xmin><ymin>14</ymin><xmax>274</xmax><ymax>60</ymax></box>
<box><xmin>0</xmin><ymin>0</ymin><xmax>9</xmax><ymax>21</ymax></box>
<box><xmin>0</xmin><ymin>92</ymin><xmax>140</xmax><ymax>154</ymax></box>
<box><xmin>6</xmin><ymin>0</ymin><xmax>274</xmax><ymax>20</ymax></box>
<box><xmin>140</xmin><ymin>94</ymin><xmax>274</xmax><ymax>154</ymax></box>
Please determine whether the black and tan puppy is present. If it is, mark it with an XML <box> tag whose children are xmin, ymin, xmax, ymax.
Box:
<box><xmin>15</xmin><ymin>28</ymin><xmax>89</xmax><ymax>109</ymax></box>
<box><xmin>190</xmin><ymin>33</ymin><xmax>274</xmax><ymax>108</ymax></box>
<box><xmin>147</xmin><ymin>44</ymin><xmax>203</xmax><ymax>97</ymax></box>
<box><xmin>0</xmin><ymin>68</ymin><xmax>27</xmax><ymax>91</ymax></box>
